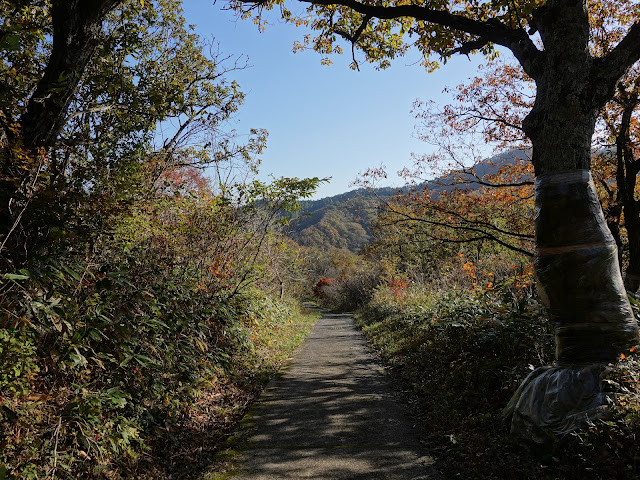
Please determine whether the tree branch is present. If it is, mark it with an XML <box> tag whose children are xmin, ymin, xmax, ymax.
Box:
<box><xmin>333</xmin><ymin>13</ymin><xmax>371</xmax><ymax>44</ymax></box>
<box><xmin>448</xmin><ymin>37</ymin><xmax>490</xmax><ymax>57</ymax></box>
<box><xmin>66</xmin><ymin>103</ymin><xmax>118</xmax><ymax>120</ymax></box>
<box><xmin>290</xmin><ymin>0</ymin><xmax>542</xmax><ymax>77</ymax></box>
<box><xmin>380</xmin><ymin>211</ymin><xmax>534</xmax><ymax>257</ymax></box>
<box><xmin>384</xmin><ymin>199</ymin><xmax>534</xmax><ymax>240</ymax></box>
<box><xmin>333</xmin><ymin>13</ymin><xmax>372</xmax><ymax>70</ymax></box>
<box><xmin>592</xmin><ymin>21</ymin><xmax>640</xmax><ymax>109</ymax></box>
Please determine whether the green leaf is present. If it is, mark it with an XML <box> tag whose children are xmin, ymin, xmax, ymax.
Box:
<box><xmin>63</xmin><ymin>266</ymin><xmax>82</xmax><ymax>281</ymax></box>
<box><xmin>133</xmin><ymin>354</ymin><xmax>152</xmax><ymax>367</ymax></box>
<box><xmin>4</xmin><ymin>273</ymin><xmax>29</xmax><ymax>280</ymax></box>
<box><xmin>0</xmin><ymin>34</ymin><xmax>21</xmax><ymax>51</ymax></box>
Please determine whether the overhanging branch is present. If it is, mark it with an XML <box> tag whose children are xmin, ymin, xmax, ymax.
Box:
<box><xmin>290</xmin><ymin>0</ymin><xmax>542</xmax><ymax>76</ymax></box>
<box><xmin>333</xmin><ymin>13</ymin><xmax>372</xmax><ymax>70</ymax></box>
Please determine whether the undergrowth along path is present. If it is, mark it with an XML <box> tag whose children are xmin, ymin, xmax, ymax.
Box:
<box><xmin>225</xmin><ymin>312</ymin><xmax>441</xmax><ymax>479</ymax></box>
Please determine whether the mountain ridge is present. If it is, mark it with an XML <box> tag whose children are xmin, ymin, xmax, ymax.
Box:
<box><xmin>286</xmin><ymin>149</ymin><xmax>530</xmax><ymax>252</ymax></box>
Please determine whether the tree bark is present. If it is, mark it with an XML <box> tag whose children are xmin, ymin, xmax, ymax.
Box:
<box><xmin>504</xmin><ymin>0</ymin><xmax>639</xmax><ymax>442</ymax></box>
<box><xmin>20</xmin><ymin>0</ymin><xmax>122</xmax><ymax>150</ymax></box>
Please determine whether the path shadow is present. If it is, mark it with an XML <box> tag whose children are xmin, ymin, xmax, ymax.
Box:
<box><xmin>229</xmin><ymin>313</ymin><xmax>440</xmax><ymax>480</ymax></box>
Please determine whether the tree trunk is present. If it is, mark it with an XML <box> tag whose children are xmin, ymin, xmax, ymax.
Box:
<box><xmin>625</xmin><ymin>213</ymin><xmax>640</xmax><ymax>293</ymax></box>
<box><xmin>533</xmin><ymin>169</ymin><xmax>636</xmax><ymax>365</ymax></box>
<box><xmin>523</xmin><ymin>0</ymin><xmax>638</xmax><ymax>365</ymax></box>
<box><xmin>624</xmin><ymin>167</ymin><xmax>640</xmax><ymax>293</ymax></box>
<box><xmin>615</xmin><ymin>94</ymin><xmax>640</xmax><ymax>293</ymax></box>
<box><xmin>603</xmin><ymin>204</ymin><xmax>624</xmax><ymax>272</ymax></box>
<box><xmin>504</xmin><ymin>0</ymin><xmax>639</xmax><ymax>443</ymax></box>
<box><xmin>506</xmin><ymin>108</ymin><xmax>639</xmax><ymax>444</ymax></box>
<box><xmin>21</xmin><ymin>0</ymin><xmax>122</xmax><ymax>150</ymax></box>
<box><xmin>0</xmin><ymin>0</ymin><xmax>122</xmax><ymax>265</ymax></box>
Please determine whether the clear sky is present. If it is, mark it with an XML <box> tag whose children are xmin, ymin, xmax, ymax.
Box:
<box><xmin>181</xmin><ymin>1</ymin><xmax>486</xmax><ymax>199</ymax></box>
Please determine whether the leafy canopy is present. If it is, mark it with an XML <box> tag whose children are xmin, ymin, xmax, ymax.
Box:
<box><xmin>232</xmin><ymin>0</ymin><xmax>547</xmax><ymax>71</ymax></box>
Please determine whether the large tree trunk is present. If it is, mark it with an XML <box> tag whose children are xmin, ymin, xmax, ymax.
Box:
<box><xmin>505</xmin><ymin>114</ymin><xmax>639</xmax><ymax>444</ymax></box>
<box><xmin>533</xmin><ymin>169</ymin><xmax>636</xmax><ymax>364</ymax></box>
<box><xmin>504</xmin><ymin>0</ymin><xmax>639</xmax><ymax>443</ymax></box>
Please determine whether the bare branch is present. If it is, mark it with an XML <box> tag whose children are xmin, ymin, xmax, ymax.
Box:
<box><xmin>66</xmin><ymin>104</ymin><xmax>118</xmax><ymax>120</ymax></box>
<box><xmin>380</xmin><ymin>209</ymin><xmax>534</xmax><ymax>257</ymax></box>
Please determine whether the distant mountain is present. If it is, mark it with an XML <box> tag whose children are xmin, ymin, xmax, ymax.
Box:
<box><xmin>286</xmin><ymin>149</ymin><xmax>530</xmax><ymax>252</ymax></box>
<box><xmin>286</xmin><ymin>187</ymin><xmax>400</xmax><ymax>252</ymax></box>
<box><xmin>422</xmin><ymin>148</ymin><xmax>531</xmax><ymax>192</ymax></box>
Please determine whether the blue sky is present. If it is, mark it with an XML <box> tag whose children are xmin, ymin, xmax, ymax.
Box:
<box><xmin>181</xmin><ymin>1</ymin><xmax>486</xmax><ymax>199</ymax></box>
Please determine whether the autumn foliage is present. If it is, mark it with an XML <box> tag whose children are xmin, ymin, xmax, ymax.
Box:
<box><xmin>0</xmin><ymin>2</ymin><xmax>322</xmax><ymax>478</ymax></box>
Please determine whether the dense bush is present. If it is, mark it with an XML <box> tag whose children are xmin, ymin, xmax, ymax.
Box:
<box><xmin>313</xmin><ymin>271</ymin><xmax>381</xmax><ymax>311</ymax></box>
<box><xmin>0</xmin><ymin>254</ymin><xmax>316</xmax><ymax>478</ymax></box>
<box><xmin>357</xmin><ymin>284</ymin><xmax>640</xmax><ymax>479</ymax></box>
<box><xmin>360</xmin><ymin>285</ymin><xmax>554</xmax><ymax>417</ymax></box>
<box><xmin>0</xmin><ymin>136</ymin><xmax>320</xmax><ymax>480</ymax></box>
<box><xmin>310</xmin><ymin>250</ymin><xmax>383</xmax><ymax>312</ymax></box>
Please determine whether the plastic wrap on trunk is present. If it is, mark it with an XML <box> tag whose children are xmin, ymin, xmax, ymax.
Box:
<box><xmin>505</xmin><ymin>170</ymin><xmax>639</xmax><ymax>443</ymax></box>
<box><xmin>534</xmin><ymin>170</ymin><xmax>638</xmax><ymax>366</ymax></box>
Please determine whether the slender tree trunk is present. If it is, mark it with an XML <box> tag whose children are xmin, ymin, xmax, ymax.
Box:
<box><xmin>0</xmin><ymin>0</ymin><xmax>122</xmax><ymax>265</ymax></box>
<box><xmin>625</xmin><ymin>213</ymin><xmax>640</xmax><ymax>292</ymax></box>
<box><xmin>615</xmin><ymin>95</ymin><xmax>640</xmax><ymax>293</ymax></box>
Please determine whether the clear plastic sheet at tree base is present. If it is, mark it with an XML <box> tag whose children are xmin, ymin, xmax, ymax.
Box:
<box><xmin>503</xmin><ymin>365</ymin><xmax>609</xmax><ymax>444</ymax></box>
<box><xmin>504</xmin><ymin>170</ymin><xmax>639</xmax><ymax>442</ymax></box>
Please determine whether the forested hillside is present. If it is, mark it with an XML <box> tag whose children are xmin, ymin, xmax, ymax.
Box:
<box><xmin>286</xmin><ymin>188</ymin><xmax>392</xmax><ymax>251</ymax></box>
<box><xmin>286</xmin><ymin>150</ymin><xmax>530</xmax><ymax>252</ymax></box>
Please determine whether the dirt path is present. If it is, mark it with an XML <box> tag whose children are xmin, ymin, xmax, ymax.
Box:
<box><xmin>227</xmin><ymin>312</ymin><xmax>442</xmax><ymax>479</ymax></box>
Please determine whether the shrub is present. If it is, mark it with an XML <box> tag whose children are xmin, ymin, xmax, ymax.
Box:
<box><xmin>357</xmin><ymin>288</ymin><xmax>556</xmax><ymax>478</ymax></box>
<box><xmin>358</xmin><ymin>285</ymin><xmax>640</xmax><ymax>479</ymax></box>
<box><xmin>0</xmin><ymin>250</ymin><xmax>316</xmax><ymax>479</ymax></box>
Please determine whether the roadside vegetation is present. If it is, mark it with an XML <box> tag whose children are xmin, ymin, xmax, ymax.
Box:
<box><xmin>307</xmin><ymin>211</ymin><xmax>640</xmax><ymax>479</ymax></box>
<box><xmin>1</xmin><ymin>1</ymin><xmax>322</xmax><ymax>478</ymax></box>
<box><xmin>3</xmin><ymin>0</ymin><xmax>640</xmax><ymax>479</ymax></box>
<box><xmin>310</xmin><ymin>187</ymin><xmax>640</xmax><ymax>478</ymax></box>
